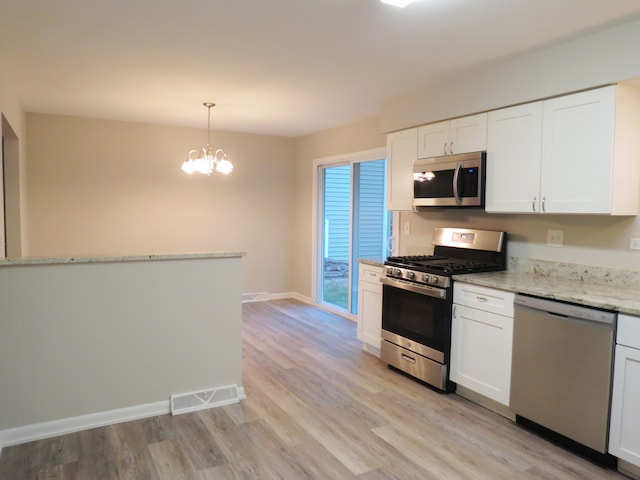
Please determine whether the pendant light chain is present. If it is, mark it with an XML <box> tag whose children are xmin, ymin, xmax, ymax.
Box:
<box><xmin>205</xmin><ymin>102</ymin><xmax>214</xmax><ymax>149</ymax></box>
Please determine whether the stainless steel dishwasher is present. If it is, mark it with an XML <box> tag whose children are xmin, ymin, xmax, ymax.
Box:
<box><xmin>510</xmin><ymin>294</ymin><xmax>617</xmax><ymax>466</ymax></box>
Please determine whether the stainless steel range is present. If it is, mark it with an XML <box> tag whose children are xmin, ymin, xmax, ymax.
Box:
<box><xmin>380</xmin><ymin>227</ymin><xmax>506</xmax><ymax>392</ymax></box>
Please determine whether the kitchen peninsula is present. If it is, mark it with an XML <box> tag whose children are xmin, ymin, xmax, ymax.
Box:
<box><xmin>0</xmin><ymin>252</ymin><xmax>245</xmax><ymax>449</ymax></box>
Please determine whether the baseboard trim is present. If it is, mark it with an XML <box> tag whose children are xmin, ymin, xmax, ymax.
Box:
<box><xmin>619</xmin><ymin>459</ymin><xmax>640</xmax><ymax>480</ymax></box>
<box><xmin>286</xmin><ymin>292</ymin><xmax>313</xmax><ymax>304</ymax></box>
<box><xmin>455</xmin><ymin>385</ymin><xmax>516</xmax><ymax>421</ymax></box>
<box><xmin>0</xmin><ymin>400</ymin><xmax>170</xmax><ymax>450</ymax></box>
<box><xmin>361</xmin><ymin>343</ymin><xmax>381</xmax><ymax>358</ymax></box>
<box><xmin>241</xmin><ymin>291</ymin><xmax>313</xmax><ymax>304</ymax></box>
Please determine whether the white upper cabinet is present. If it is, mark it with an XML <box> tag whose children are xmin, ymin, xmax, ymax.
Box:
<box><xmin>418</xmin><ymin>121</ymin><xmax>449</xmax><ymax>157</ymax></box>
<box><xmin>418</xmin><ymin>113</ymin><xmax>488</xmax><ymax>158</ymax></box>
<box><xmin>541</xmin><ymin>87</ymin><xmax>628</xmax><ymax>214</ymax></box>
<box><xmin>486</xmin><ymin>85</ymin><xmax>640</xmax><ymax>215</ymax></box>
<box><xmin>386</xmin><ymin>127</ymin><xmax>417</xmax><ymax>211</ymax></box>
<box><xmin>486</xmin><ymin>102</ymin><xmax>543</xmax><ymax>213</ymax></box>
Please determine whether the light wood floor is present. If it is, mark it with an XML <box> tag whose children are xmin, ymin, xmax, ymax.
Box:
<box><xmin>0</xmin><ymin>299</ymin><xmax>627</xmax><ymax>479</ymax></box>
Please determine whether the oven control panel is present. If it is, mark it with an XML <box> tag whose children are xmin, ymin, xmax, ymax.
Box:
<box><xmin>385</xmin><ymin>266</ymin><xmax>449</xmax><ymax>288</ymax></box>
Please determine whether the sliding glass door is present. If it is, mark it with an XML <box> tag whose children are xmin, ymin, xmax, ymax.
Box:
<box><xmin>320</xmin><ymin>164</ymin><xmax>351</xmax><ymax>310</ymax></box>
<box><xmin>318</xmin><ymin>156</ymin><xmax>390</xmax><ymax>315</ymax></box>
<box><xmin>350</xmin><ymin>159</ymin><xmax>389</xmax><ymax>314</ymax></box>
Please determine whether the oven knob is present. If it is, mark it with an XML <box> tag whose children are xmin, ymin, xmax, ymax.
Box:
<box><xmin>430</xmin><ymin>275</ymin><xmax>439</xmax><ymax>284</ymax></box>
<box><xmin>394</xmin><ymin>268</ymin><xmax>402</xmax><ymax>277</ymax></box>
<box><xmin>406</xmin><ymin>271</ymin><xmax>415</xmax><ymax>280</ymax></box>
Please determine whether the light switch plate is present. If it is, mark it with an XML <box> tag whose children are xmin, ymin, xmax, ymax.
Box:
<box><xmin>547</xmin><ymin>229</ymin><xmax>564</xmax><ymax>247</ymax></box>
<box><xmin>403</xmin><ymin>221</ymin><xmax>411</xmax><ymax>235</ymax></box>
<box><xmin>630</xmin><ymin>238</ymin><xmax>640</xmax><ymax>250</ymax></box>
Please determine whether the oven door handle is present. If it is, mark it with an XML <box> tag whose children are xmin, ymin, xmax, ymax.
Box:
<box><xmin>380</xmin><ymin>277</ymin><xmax>447</xmax><ymax>299</ymax></box>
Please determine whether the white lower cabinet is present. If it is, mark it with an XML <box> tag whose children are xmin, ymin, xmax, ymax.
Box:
<box><xmin>451</xmin><ymin>282</ymin><xmax>515</xmax><ymax>405</ymax></box>
<box><xmin>357</xmin><ymin>263</ymin><xmax>383</xmax><ymax>356</ymax></box>
<box><xmin>609</xmin><ymin>314</ymin><xmax>640</xmax><ymax>467</ymax></box>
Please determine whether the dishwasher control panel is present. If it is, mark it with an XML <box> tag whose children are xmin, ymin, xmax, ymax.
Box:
<box><xmin>515</xmin><ymin>294</ymin><xmax>616</xmax><ymax>325</ymax></box>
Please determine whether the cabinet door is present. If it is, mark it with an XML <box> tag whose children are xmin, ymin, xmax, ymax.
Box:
<box><xmin>451</xmin><ymin>303</ymin><xmax>513</xmax><ymax>405</ymax></box>
<box><xmin>541</xmin><ymin>86</ymin><xmax>615</xmax><ymax>214</ymax></box>
<box><xmin>485</xmin><ymin>102</ymin><xmax>543</xmax><ymax>213</ymax></box>
<box><xmin>386</xmin><ymin>128</ymin><xmax>417</xmax><ymax>211</ymax></box>
<box><xmin>357</xmin><ymin>280</ymin><xmax>382</xmax><ymax>353</ymax></box>
<box><xmin>618</xmin><ymin>313</ymin><xmax>640</xmax><ymax>350</ymax></box>
<box><xmin>449</xmin><ymin>113</ymin><xmax>487</xmax><ymax>154</ymax></box>
<box><xmin>417</xmin><ymin>121</ymin><xmax>450</xmax><ymax>158</ymax></box>
<box><xmin>609</xmin><ymin>344</ymin><xmax>640</xmax><ymax>466</ymax></box>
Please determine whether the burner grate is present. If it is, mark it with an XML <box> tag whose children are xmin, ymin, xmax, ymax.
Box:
<box><xmin>386</xmin><ymin>255</ymin><xmax>446</xmax><ymax>264</ymax></box>
<box><xmin>385</xmin><ymin>256</ymin><xmax>504</xmax><ymax>275</ymax></box>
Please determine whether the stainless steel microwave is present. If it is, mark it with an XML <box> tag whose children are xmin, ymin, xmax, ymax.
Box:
<box><xmin>412</xmin><ymin>151</ymin><xmax>486</xmax><ymax>208</ymax></box>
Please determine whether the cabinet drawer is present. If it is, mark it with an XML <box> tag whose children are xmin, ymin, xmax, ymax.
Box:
<box><xmin>360</xmin><ymin>265</ymin><xmax>383</xmax><ymax>285</ymax></box>
<box><xmin>453</xmin><ymin>282</ymin><xmax>514</xmax><ymax>317</ymax></box>
<box><xmin>617</xmin><ymin>314</ymin><xmax>640</xmax><ymax>350</ymax></box>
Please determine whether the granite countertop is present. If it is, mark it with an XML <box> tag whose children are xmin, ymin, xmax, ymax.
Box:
<box><xmin>0</xmin><ymin>252</ymin><xmax>246</xmax><ymax>267</ymax></box>
<box><xmin>359</xmin><ymin>258</ymin><xmax>385</xmax><ymax>268</ymax></box>
<box><xmin>454</xmin><ymin>259</ymin><xmax>640</xmax><ymax>317</ymax></box>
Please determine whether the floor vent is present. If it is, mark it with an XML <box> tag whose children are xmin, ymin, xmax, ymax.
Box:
<box><xmin>170</xmin><ymin>384</ymin><xmax>244</xmax><ymax>415</ymax></box>
<box><xmin>241</xmin><ymin>292</ymin><xmax>271</xmax><ymax>303</ymax></box>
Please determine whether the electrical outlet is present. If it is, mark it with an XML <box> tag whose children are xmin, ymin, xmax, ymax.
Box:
<box><xmin>630</xmin><ymin>238</ymin><xmax>640</xmax><ymax>250</ymax></box>
<box><xmin>546</xmin><ymin>229</ymin><xmax>564</xmax><ymax>247</ymax></box>
<box><xmin>403</xmin><ymin>221</ymin><xmax>411</xmax><ymax>235</ymax></box>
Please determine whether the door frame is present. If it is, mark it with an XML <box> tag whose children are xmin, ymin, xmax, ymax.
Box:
<box><xmin>311</xmin><ymin>147</ymin><xmax>393</xmax><ymax>318</ymax></box>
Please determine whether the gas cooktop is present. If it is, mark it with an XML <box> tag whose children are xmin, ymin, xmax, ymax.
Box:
<box><xmin>384</xmin><ymin>228</ymin><xmax>507</xmax><ymax>280</ymax></box>
<box><xmin>385</xmin><ymin>255</ymin><xmax>505</xmax><ymax>275</ymax></box>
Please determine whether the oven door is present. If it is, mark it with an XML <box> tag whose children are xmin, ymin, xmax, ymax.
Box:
<box><xmin>380</xmin><ymin>278</ymin><xmax>452</xmax><ymax>363</ymax></box>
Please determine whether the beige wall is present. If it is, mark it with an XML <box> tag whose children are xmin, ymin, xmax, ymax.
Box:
<box><xmin>0</xmin><ymin>256</ymin><xmax>243</xmax><ymax>433</ymax></box>
<box><xmin>26</xmin><ymin>113</ymin><xmax>296</xmax><ymax>295</ymax></box>
<box><xmin>292</xmin><ymin>116</ymin><xmax>385</xmax><ymax>299</ymax></box>
<box><xmin>0</xmin><ymin>53</ymin><xmax>27</xmax><ymax>257</ymax></box>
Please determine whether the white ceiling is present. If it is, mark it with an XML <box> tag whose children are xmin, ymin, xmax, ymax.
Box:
<box><xmin>1</xmin><ymin>0</ymin><xmax>640</xmax><ymax>137</ymax></box>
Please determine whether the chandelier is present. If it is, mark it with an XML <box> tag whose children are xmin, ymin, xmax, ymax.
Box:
<box><xmin>181</xmin><ymin>102</ymin><xmax>233</xmax><ymax>175</ymax></box>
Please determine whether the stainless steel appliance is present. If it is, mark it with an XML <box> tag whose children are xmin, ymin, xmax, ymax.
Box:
<box><xmin>380</xmin><ymin>227</ymin><xmax>506</xmax><ymax>392</ymax></box>
<box><xmin>510</xmin><ymin>294</ymin><xmax>617</xmax><ymax>466</ymax></box>
<box><xmin>413</xmin><ymin>151</ymin><xmax>486</xmax><ymax>208</ymax></box>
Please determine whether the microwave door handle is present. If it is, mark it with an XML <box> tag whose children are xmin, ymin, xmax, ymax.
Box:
<box><xmin>453</xmin><ymin>161</ymin><xmax>463</xmax><ymax>204</ymax></box>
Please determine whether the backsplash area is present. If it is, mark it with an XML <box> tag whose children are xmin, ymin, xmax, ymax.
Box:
<box><xmin>508</xmin><ymin>257</ymin><xmax>640</xmax><ymax>288</ymax></box>
<box><xmin>399</xmin><ymin>208</ymin><xmax>640</xmax><ymax>272</ymax></box>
